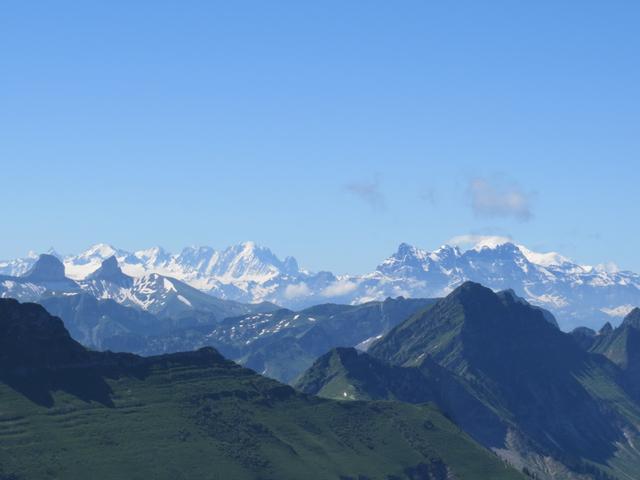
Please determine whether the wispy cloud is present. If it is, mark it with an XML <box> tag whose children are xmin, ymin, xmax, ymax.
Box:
<box><xmin>283</xmin><ymin>282</ymin><xmax>311</xmax><ymax>299</ymax></box>
<box><xmin>448</xmin><ymin>234</ymin><xmax>513</xmax><ymax>249</ymax></box>
<box><xmin>345</xmin><ymin>177</ymin><xmax>386</xmax><ymax>211</ymax></box>
<box><xmin>321</xmin><ymin>279</ymin><xmax>358</xmax><ymax>297</ymax></box>
<box><xmin>467</xmin><ymin>177</ymin><xmax>534</xmax><ymax>221</ymax></box>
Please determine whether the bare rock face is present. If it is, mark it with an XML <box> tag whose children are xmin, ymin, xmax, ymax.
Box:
<box><xmin>21</xmin><ymin>254</ymin><xmax>78</xmax><ymax>291</ymax></box>
<box><xmin>87</xmin><ymin>256</ymin><xmax>132</xmax><ymax>286</ymax></box>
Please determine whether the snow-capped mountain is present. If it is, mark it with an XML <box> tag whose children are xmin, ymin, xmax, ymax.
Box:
<box><xmin>362</xmin><ymin>241</ymin><xmax>640</xmax><ymax>329</ymax></box>
<box><xmin>0</xmin><ymin>254</ymin><xmax>273</xmax><ymax>322</ymax></box>
<box><xmin>2</xmin><ymin>238</ymin><xmax>640</xmax><ymax>330</ymax></box>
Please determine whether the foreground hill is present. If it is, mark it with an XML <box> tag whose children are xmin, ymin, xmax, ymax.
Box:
<box><xmin>297</xmin><ymin>283</ymin><xmax>640</xmax><ymax>480</ymax></box>
<box><xmin>0</xmin><ymin>298</ymin><xmax>523</xmax><ymax>480</ymax></box>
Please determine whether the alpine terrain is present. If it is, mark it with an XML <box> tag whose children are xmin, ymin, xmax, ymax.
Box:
<box><xmin>297</xmin><ymin>282</ymin><xmax>640</xmax><ymax>480</ymax></box>
<box><xmin>0</xmin><ymin>297</ymin><xmax>524</xmax><ymax>480</ymax></box>
<box><xmin>2</xmin><ymin>238</ymin><xmax>638</xmax><ymax>329</ymax></box>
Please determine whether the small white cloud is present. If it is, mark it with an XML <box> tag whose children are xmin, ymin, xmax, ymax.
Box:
<box><xmin>448</xmin><ymin>234</ymin><xmax>513</xmax><ymax>250</ymax></box>
<box><xmin>595</xmin><ymin>262</ymin><xmax>620</xmax><ymax>273</ymax></box>
<box><xmin>321</xmin><ymin>279</ymin><xmax>358</xmax><ymax>297</ymax></box>
<box><xmin>601</xmin><ymin>305</ymin><xmax>635</xmax><ymax>318</ymax></box>
<box><xmin>283</xmin><ymin>282</ymin><xmax>311</xmax><ymax>299</ymax></box>
<box><xmin>468</xmin><ymin>177</ymin><xmax>533</xmax><ymax>221</ymax></box>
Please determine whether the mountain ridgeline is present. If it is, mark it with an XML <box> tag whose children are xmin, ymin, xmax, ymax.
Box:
<box><xmin>1</xmin><ymin>253</ymin><xmax>437</xmax><ymax>384</ymax></box>
<box><xmin>3</xmin><ymin>249</ymin><xmax>640</xmax><ymax>479</ymax></box>
<box><xmin>0</xmin><ymin>298</ymin><xmax>524</xmax><ymax>480</ymax></box>
<box><xmin>296</xmin><ymin>282</ymin><xmax>640</xmax><ymax>480</ymax></box>
<box><xmin>2</xmin><ymin>239</ymin><xmax>640</xmax><ymax>329</ymax></box>
<box><xmin>131</xmin><ymin>296</ymin><xmax>436</xmax><ymax>383</ymax></box>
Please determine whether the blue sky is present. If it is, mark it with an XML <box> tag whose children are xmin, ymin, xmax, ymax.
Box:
<box><xmin>1</xmin><ymin>1</ymin><xmax>639</xmax><ymax>273</ymax></box>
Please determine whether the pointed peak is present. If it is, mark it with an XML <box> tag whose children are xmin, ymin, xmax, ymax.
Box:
<box><xmin>282</xmin><ymin>256</ymin><xmax>299</xmax><ymax>274</ymax></box>
<box><xmin>46</xmin><ymin>247</ymin><xmax>62</xmax><ymax>258</ymax></box>
<box><xmin>236</xmin><ymin>241</ymin><xmax>280</xmax><ymax>258</ymax></box>
<box><xmin>392</xmin><ymin>243</ymin><xmax>426</xmax><ymax>259</ymax></box>
<box><xmin>439</xmin><ymin>281</ymin><xmax>502</xmax><ymax>312</ymax></box>
<box><xmin>434</xmin><ymin>244</ymin><xmax>461</xmax><ymax>254</ymax></box>
<box><xmin>622</xmin><ymin>307</ymin><xmax>640</xmax><ymax>329</ymax></box>
<box><xmin>451</xmin><ymin>281</ymin><xmax>494</xmax><ymax>297</ymax></box>
<box><xmin>102</xmin><ymin>255</ymin><xmax>118</xmax><ymax>267</ymax></box>
<box><xmin>599</xmin><ymin>322</ymin><xmax>614</xmax><ymax>335</ymax></box>
<box><xmin>397</xmin><ymin>242</ymin><xmax>414</xmax><ymax>251</ymax></box>
<box><xmin>82</xmin><ymin>243</ymin><xmax>118</xmax><ymax>257</ymax></box>
<box><xmin>241</xmin><ymin>240</ymin><xmax>257</xmax><ymax>250</ymax></box>
<box><xmin>238</xmin><ymin>241</ymin><xmax>273</xmax><ymax>257</ymax></box>
<box><xmin>517</xmin><ymin>245</ymin><xmax>571</xmax><ymax>267</ymax></box>
<box><xmin>135</xmin><ymin>246</ymin><xmax>171</xmax><ymax>264</ymax></box>
<box><xmin>87</xmin><ymin>256</ymin><xmax>132</xmax><ymax>285</ymax></box>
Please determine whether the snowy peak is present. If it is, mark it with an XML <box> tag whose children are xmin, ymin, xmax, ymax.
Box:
<box><xmin>76</xmin><ymin>243</ymin><xmax>119</xmax><ymax>262</ymax></box>
<box><xmin>429</xmin><ymin>244</ymin><xmax>462</xmax><ymax>261</ymax></box>
<box><xmin>516</xmin><ymin>245</ymin><xmax>571</xmax><ymax>268</ymax></box>
<box><xmin>204</xmin><ymin>242</ymin><xmax>299</xmax><ymax>281</ymax></box>
<box><xmin>0</xmin><ymin>252</ymin><xmax>38</xmax><ymax>277</ymax></box>
<box><xmin>463</xmin><ymin>242</ymin><xmax>530</xmax><ymax>270</ymax></box>
<box><xmin>63</xmin><ymin>243</ymin><xmax>136</xmax><ymax>280</ymax></box>
<box><xmin>134</xmin><ymin>246</ymin><xmax>171</xmax><ymax>267</ymax></box>
<box><xmin>377</xmin><ymin>243</ymin><xmax>430</xmax><ymax>276</ymax></box>
<box><xmin>378</xmin><ymin>241</ymin><xmax>571</xmax><ymax>277</ymax></box>
<box><xmin>470</xmin><ymin>241</ymin><xmax>522</xmax><ymax>256</ymax></box>
<box><xmin>3</xmin><ymin>238</ymin><xmax>640</xmax><ymax>330</ymax></box>
<box><xmin>176</xmin><ymin>246</ymin><xmax>216</xmax><ymax>272</ymax></box>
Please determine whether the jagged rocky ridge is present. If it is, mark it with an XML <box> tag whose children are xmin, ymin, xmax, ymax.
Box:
<box><xmin>0</xmin><ymin>254</ymin><xmax>277</xmax><ymax>322</ymax></box>
<box><xmin>0</xmin><ymin>255</ymin><xmax>435</xmax><ymax>383</ymax></box>
<box><xmin>2</xmin><ymin>238</ymin><xmax>639</xmax><ymax>329</ymax></box>
<box><xmin>296</xmin><ymin>282</ymin><xmax>640</xmax><ymax>480</ymax></box>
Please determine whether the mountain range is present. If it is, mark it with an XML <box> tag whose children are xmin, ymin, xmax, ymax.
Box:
<box><xmin>0</xmin><ymin>297</ymin><xmax>525</xmax><ymax>480</ymax></box>
<box><xmin>2</xmin><ymin>238</ymin><xmax>638</xmax><ymax>329</ymax></box>
<box><xmin>127</xmin><ymin>296</ymin><xmax>436</xmax><ymax>383</ymax></box>
<box><xmin>297</xmin><ymin>282</ymin><xmax>640</xmax><ymax>480</ymax></box>
<box><xmin>0</xmin><ymin>254</ymin><xmax>433</xmax><ymax>383</ymax></box>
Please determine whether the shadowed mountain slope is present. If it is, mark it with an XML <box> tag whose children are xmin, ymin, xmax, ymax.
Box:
<box><xmin>0</xmin><ymin>298</ymin><xmax>524</xmax><ymax>480</ymax></box>
<box><xmin>298</xmin><ymin>282</ymin><xmax>640</xmax><ymax>480</ymax></box>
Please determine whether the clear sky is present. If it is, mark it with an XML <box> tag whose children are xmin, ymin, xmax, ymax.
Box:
<box><xmin>1</xmin><ymin>1</ymin><xmax>639</xmax><ymax>274</ymax></box>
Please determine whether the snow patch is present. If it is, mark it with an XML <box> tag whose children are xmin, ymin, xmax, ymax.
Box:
<box><xmin>177</xmin><ymin>295</ymin><xmax>192</xmax><ymax>307</ymax></box>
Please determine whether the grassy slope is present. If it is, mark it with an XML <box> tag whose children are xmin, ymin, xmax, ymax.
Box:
<box><xmin>324</xmin><ymin>283</ymin><xmax>640</xmax><ymax>479</ymax></box>
<box><xmin>0</xmin><ymin>352</ymin><xmax>524</xmax><ymax>480</ymax></box>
